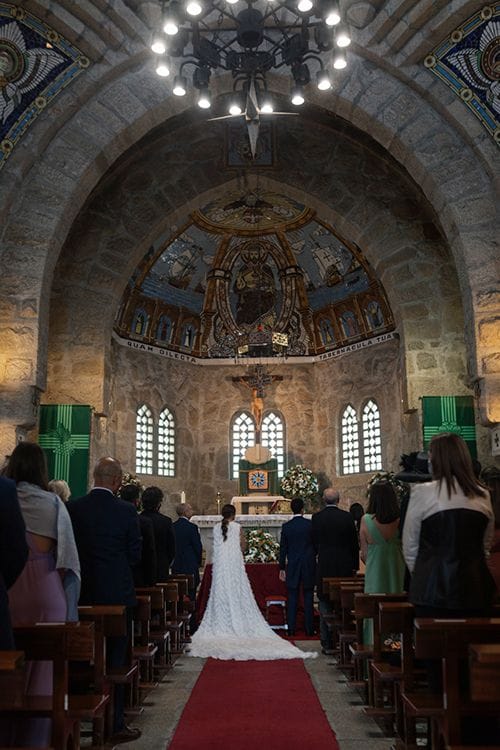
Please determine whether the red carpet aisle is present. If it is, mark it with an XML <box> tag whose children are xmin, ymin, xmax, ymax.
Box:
<box><xmin>168</xmin><ymin>658</ymin><xmax>339</xmax><ymax>750</ymax></box>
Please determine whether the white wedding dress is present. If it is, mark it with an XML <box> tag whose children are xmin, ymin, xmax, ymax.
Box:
<box><xmin>189</xmin><ymin>521</ymin><xmax>317</xmax><ymax>660</ymax></box>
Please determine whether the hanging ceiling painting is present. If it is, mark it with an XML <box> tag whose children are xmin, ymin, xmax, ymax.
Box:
<box><xmin>115</xmin><ymin>189</ymin><xmax>395</xmax><ymax>360</ymax></box>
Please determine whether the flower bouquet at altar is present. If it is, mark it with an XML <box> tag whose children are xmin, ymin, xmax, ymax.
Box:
<box><xmin>280</xmin><ymin>464</ymin><xmax>319</xmax><ymax>512</ymax></box>
<box><xmin>244</xmin><ymin>529</ymin><xmax>280</xmax><ymax>563</ymax></box>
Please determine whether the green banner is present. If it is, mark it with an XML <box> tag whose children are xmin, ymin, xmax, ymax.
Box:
<box><xmin>422</xmin><ymin>396</ymin><xmax>477</xmax><ymax>458</ymax></box>
<box><xmin>238</xmin><ymin>458</ymin><xmax>279</xmax><ymax>496</ymax></box>
<box><xmin>38</xmin><ymin>405</ymin><xmax>91</xmax><ymax>498</ymax></box>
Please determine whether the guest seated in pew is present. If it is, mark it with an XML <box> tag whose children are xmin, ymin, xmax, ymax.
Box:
<box><xmin>120</xmin><ymin>483</ymin><xmax>157</xmax><ymax>587</ymax></box>
<box><xmin>0</xmin><ymin>475</ymin><xmax>28</xmax><ymax>649</ymax></box>
<box><xmin>172</xmin><ymin>502</ymin><xmax>202</xmax><ymax>632</ymax></box>
<box><xmin>403</xmin><ymin>433</ymin><xmax>496</xmax><ymax>693</ymax></box>
<box><xmin>0</xmin><ymin>442</ymin><xmax>80</xmax><ymax>746</ymax></box>
<box><xmin>360</xmin><ymin>481</ymin><xmax>405</xmax><ymax>643</ymax></box>
<box><xmin>141</xmin><ymin>486</ymin><xmax>176</xmax><ymax>582</ymax></box>
<box><xmin>68</xmin><ymin>457</ymin><xmax>142</xmax><ymax>743</ymax></box>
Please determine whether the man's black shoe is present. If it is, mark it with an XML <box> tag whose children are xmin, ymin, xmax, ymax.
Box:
<box><xmin>111</xmin><ymin>725</ymin><xmax>142</xmax><ymax>744</ymax></box>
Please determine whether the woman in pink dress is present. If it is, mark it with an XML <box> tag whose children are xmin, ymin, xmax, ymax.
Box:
<box><xmin>1</xmin><ymin>442</ymin><xmax>80</xmax><ymax>747</ymax></box>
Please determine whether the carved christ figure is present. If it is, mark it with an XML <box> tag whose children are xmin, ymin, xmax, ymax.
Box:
<box><xmin>239</xmin><ymin>379</ymin><xmax>264</xmax><ymax>433</ymax></box>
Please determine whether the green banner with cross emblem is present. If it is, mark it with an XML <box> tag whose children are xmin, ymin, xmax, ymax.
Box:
<box><xmin>38</xmin><ymin>405</ymin><xmax>91</xmax><ymax>498</ymax></box>
<box><xmin>422</xmin><ymin>396</ymin><xmax>477</xmax><ymax>459</ymax></box>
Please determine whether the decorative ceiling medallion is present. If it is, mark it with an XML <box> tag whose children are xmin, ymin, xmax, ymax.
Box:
<box><xmin>425</xmin><ymin>5</ymin><xmax>500</xmax><ymax>144</ymax></box>
<box><xmin>0</xmin><ymin>4</ymin><xmax>88</xmax><ymax>170</ymax></box>
<box><xmin>194</xmin><ymin>189</ymin><xmax>309</xmax><ymax>232</ymax></box>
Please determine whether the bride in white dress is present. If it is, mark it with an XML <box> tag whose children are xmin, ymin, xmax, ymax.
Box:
<box><xmin>189</xmin><ymin>504</ymin><xmax>316</xmax><ymax>660</ymax></box>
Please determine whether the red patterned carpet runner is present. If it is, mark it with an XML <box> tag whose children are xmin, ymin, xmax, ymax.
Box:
<box><xmin>168</xmin><ymin>658</ymin><xmax>339</xmax><ymax>749</ymax></box>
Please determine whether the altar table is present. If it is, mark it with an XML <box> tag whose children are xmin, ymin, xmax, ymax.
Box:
<box><xmin>195</xmin><ymin>562</ymin><xmax>305</xmax><ymax>628</ymax></box>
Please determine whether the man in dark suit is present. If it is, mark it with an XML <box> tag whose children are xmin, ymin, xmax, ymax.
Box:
<box><xmin>119</xmin><ymin>483</ymin><xmax>157</xmax><ymax>587</ymax></box>
<box><xmin>68</xmin><ymin>457</ymin><xmax>142</xmax><ymax>743</ymax></box>
<box><xmin>311</xmin><ymin>487</ymin><xmax>359</xmax><ymax>654</ymax></box>
<box><xmin>279</xmin><ymin>497</ymin><xmax>316</xmax><ymax>636</ymax></box>
<box><xmin>0</xmin><ymin>476</ymin><xmax>29</xmax><ymax>649</ymax></box>
<box><xmin>172</xmin><ymin>502</ymin><xmax>203</xmax><ymax>631</ymax></box>
<box><xmin>140</xmin><ymin>486</ymin><xmax>175</xmax><ymax>582</ymax></box>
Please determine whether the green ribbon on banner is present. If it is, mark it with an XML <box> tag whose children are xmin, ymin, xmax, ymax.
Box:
<box><xmin>421</xmin><ymin>396</ymin><xmax>477</xmax><ymax>458</ymax></box>
<box><xmin>38</xmin><ymin>404</ymin><xmax>91</xmax><ymax>498</ymax></box>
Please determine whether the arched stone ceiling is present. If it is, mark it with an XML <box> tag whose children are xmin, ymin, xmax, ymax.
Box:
<box><xmin>0</xmin><ymin>0</ymin><xmax>497</xmax><ymax>435</ymax></box>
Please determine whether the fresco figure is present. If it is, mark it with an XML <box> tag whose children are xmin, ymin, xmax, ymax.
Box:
<box><xmin>365</xmin><ymin>300</ymin><xmax>384</xmax><ymax>329</ymax></box>
<box><xmin>341</xmin><ymin>311</ymin><xmax>359</xmax><ymax>338</ymax></box>
<box><xmin>320</xmin><ymin>318</ymin><xmax>335</xmax><ymax>347</ymax></box>
<box><xmin>132</xmin><ymin>309</ymin><xmax>148</xmax><ymax>336</ymax></box>
<box><xmin>233</xmin><ymin>243</ymin><xmax>277</xmax><ymax>327</ymax></box>
<box><xmin>156</xmin><ymin>315</ymin><xmax>172</xmax><ymax>343</ymax></box>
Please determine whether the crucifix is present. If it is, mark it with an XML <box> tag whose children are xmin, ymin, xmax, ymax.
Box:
<box><xmin>232</xmin><ymin>364</ymin><xmax>283</xmax><ymax>442</ymax></box>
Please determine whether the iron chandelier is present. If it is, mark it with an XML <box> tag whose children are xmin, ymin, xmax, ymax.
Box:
<box><xmin>150</xmin><ymin>0</ymin><xmax>351</xmax><ymax>114</ymax></box>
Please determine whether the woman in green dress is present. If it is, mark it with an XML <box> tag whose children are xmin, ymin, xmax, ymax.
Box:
<box><xmin>359</xmin><ymin>482</ymin><xmax>405</xmax><ymax>644</ymax></box>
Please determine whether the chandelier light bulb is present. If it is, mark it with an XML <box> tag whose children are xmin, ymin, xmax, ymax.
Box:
<box><xmin>297</xmin><ymin>0</ymin><xmax>313</xmax><ymax>11</ymax></box>
<box><xmin>316</xmin><ymin>70</ymin><xmax>332</xmax><ymax>90</ymax></box>
<box><xmin>333</xmin><ymin>52</ymin><xmax>347</xmax><ymax>69</ymax></box>
<box><xmin>186</xmin><ymin>0</ymin><xmax>203</xmax><ymax>15</ymax></box>
<box><xmin>156</xmin><ymin>56</ymin><xmax>170</xmax><ymax>77</ymax></box>
<box><xmin>151</xmin><ymin>36</ymin><xmax>166</xmax><ymax>54</ymax></box>
<box><xmin>325</xmin><ymin>10</ymin><xmax>341</xmax><ymax>26</ymax></box>
<box><xmin>291</xmin><ymin>86</ymin><xmax>305</xmax><ymax>106</ymax></box>
<box><xmin>163</xmin><ymin>16</ymin><xmax>179</xmax><ymax>35</ymax></box>
<box><xmin>229</xmin><ymin>102</ymin><xmax>242</xmax><ymax>115</ymax></box>
<box><xmin>198</xmin><ymin>89</ymin><xmax>211</xmax><ymax>108</ymax></box>
<box><xmin>173</xmin><ymin>75</ymin><xmax>187</xmax><ymax>96</ymax></box>
<box><xmin>336</xmin><ymin>28</ymin><xmax>351</xmax><ymax>47</ymax></box>
<box><xmin>226</xmin><ymin>0</ymin><xmax>239</xmax><ymax>4</ymax></box>
<box><xmin>260</xmin><ymin>100</ymin><xmax>274</xmax><ymax>114</ymax></box>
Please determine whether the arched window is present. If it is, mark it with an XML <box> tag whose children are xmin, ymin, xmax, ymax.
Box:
<box><xmin>158</xmin><ymin>407</ymin><xmax>175</xmax><ymax>476</ymax></box>
<box><xmin>341</xmin><ymin>404</ymin><xmax>360</xmax><ymax>474</ymax></box>
<box><xmin>230</xmin><ymin>411</ymin><xmax>255</xmax><ymax>480</ymax></box>
<box><xmin>261</xmin><ymin>411</ymin><xmax>286</xmax><ymax>477</ymax></box>
<box><xmin>362</xmin><ymin>399</ymin><xmax>382</xmax><ymax>472</ymax></box>
<box><xmin>136</xmin><ymin>404</ymin><xmax>154</xmax><ymax>474</ymax></box>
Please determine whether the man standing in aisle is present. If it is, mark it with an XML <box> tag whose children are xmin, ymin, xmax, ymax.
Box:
<box><xmin>311</xmin><ymin>487</ymin><xmax>359</xmax><ymax>654</ymax></box>
<box><xmin>279</xmin><ymin>497</ymin><xmax>316</xmax><ymax>636</ymax></box>
<box><xmin>68</xmin><ymin>457</ymin><xmax>142</xmax><ymax>743</ymax></box>
<box><xmin>172</xmin><ymin>502</ymin><xmax>203</xmax><ymax>632</ymax></box>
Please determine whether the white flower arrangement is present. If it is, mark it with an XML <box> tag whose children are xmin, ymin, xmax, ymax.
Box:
<box><xmin>366</xmin><ymin>471</ymin><xmax>409</xmax><ymax>502</ymax></box>
<box><xmin>244</xmin><ymin>529</ymin><xmax>280</xmax><ymax>563</ymax></box>
<box><xmin>280</xmin><ymin>464</ymin><xmax>319</xmax><ymax>503</ymax></box>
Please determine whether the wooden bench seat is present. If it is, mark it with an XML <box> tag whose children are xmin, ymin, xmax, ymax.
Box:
<box><xmin>5</xmin><ymin>622</ymin><xmax>109</xmax><ymax>750</ymax></box>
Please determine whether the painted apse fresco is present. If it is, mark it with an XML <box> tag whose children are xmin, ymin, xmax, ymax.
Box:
<box><xmin>115</xmin><ymin>189</ymin><xmax>394</xmax><ymax>359</ymax></box>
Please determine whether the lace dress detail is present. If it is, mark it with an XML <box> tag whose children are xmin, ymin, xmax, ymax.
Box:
<box><xmin>189</xmin><ymin>521</ymin><xmax>316</xmax><ymax>660</ymax></box>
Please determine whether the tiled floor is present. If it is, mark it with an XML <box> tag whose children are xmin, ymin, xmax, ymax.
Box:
<box><xmin>117</xmin><ymin>643</ymin><xmax>394</xmax><ymax>749</ymax></box>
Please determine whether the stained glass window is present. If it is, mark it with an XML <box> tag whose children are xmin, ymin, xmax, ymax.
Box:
<box><xmin>136</xmin><ymin>404</ymin><xmax>154</xmax><ymax>474</ymax></box>
<box><xmin>231</xmin><ymin>411</ymin><xmax>255</xmax><ymax>480</ymax></box>
<box><xmin>341</xmin><ymin>404</ymin><xmax>360</xmax><ymax>474</ymax></box>
<box><xmin>158</xmin><ymin>407</ymin><xmax>175</xmax><ymax>476</ymax></box>
<box><xmin>362</xmin><ymin>399</ymin><xmax>382</xmax><ymax>472</ymax></box>
<box><xmin>261</xmin><ymin>411</ymin><xmax>286</xmax><ymax>477</ymax></box>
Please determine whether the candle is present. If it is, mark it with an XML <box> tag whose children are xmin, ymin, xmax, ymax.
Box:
<box><xmin>181</xmin><ymin>491</ymin><xmax>186</xmax><ymax>504</ymax></box>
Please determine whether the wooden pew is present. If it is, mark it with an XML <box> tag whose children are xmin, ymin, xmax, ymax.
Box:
<box><xmin>348</xmin><ymin>593</ymin><xmax>407</xmax><ymax>700</ymax></box>
<box><xmin>401</xmin><ymin>618</ymin><xmax>500</xmax><ymax>749</ymax></box>
<box><xmin>469</xmin><ymin>643</ymin><xmax>500</xmax><ymax>702</ymax></box>
<box><xmin>4</xmin><ymin>622</ymin><xmax>108</xmax><ymax>750</ymax></box>
<box><xmin>156</xmin><ymin>581</ymin><xmax>183</xmax><ymax>654</ymax></box>
<box><xmin>77</xmin><ymin>604</ymin><xmax>132</xmax><ymax>743</ymax></box>
<box><xmin>133</xmin><ymin>595</ymin><xmax>158</xmax><ymax>695</ymax></box>
<box><xmin>136</xmin><ymin>587</ymin><xmax>171</xmax><ymax>677</ymax></box>
<box><xmin>366</xmin><ymin>601</ymin><xmax>414</xmax><ymax>734</ymax></box>
<box><xmin>322</xmin><ymin>575</ymin><xmax>364</xmax><ymax>652</ymax></box>
<box><xmin>0</xmin><ymin>651</ymin><xmax>25</xmax><ymax>710</ymax></box>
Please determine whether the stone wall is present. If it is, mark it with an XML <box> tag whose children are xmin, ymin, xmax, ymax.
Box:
<box><xmin>109</xmin><ymin>337</ymin><xmax>402</xmax><ymax>514</ymax></box>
